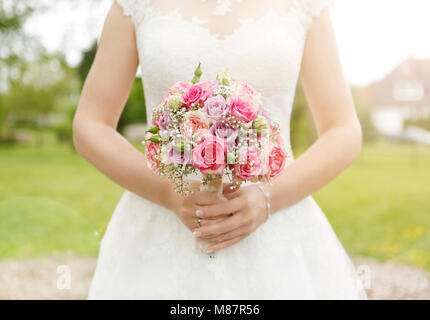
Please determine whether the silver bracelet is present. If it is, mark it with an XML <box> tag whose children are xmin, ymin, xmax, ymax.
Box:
<box><xmin>257</xmin><ymin>184</ymin><xmax>271</xmax><ymax>222</ymax></box>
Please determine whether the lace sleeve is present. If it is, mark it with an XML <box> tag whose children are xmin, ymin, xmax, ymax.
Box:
<box><xmin>307</xmin><ymin>0</ymin><xmax>334</xmax><ymax>18</ymax></box>
<box><xmin>295</xmin><ymin>0</ymin><xmax>333</xmax><ymax>31</ymax></box>
<box><xmin>116</xmin><ymin>0</ymin><xmax>150</xmax><ymax>25</ymax></box>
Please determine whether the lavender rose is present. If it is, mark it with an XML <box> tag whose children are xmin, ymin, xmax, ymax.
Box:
<box><xmin>158</xmin><ymin>110</ymin><xmax>172</xmax><ymax>132</ymax></box>
<box><xmin>203</xmin><ymin>95</ymin><xmax>228</xmax><ymax>121</ymax></box>
<box><xmin>168</xmin><ymin>143</ymin><xmax>191</xmax><ymax>165</ymax></box>
<box><xmin>210</xmin><ymin>120</ymin><xmax>238</xmax><ymax>150</ymax></box>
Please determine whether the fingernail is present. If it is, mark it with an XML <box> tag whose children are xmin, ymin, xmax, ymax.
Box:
<box><xmin>193</xmin><ymin>231</ymin><xmax>202</xmax><ymax>237</ymax></box>
<box><xmin>196</xmin><ymin>209</ymin><xmax>203</xmax><ymax>217</ymax></box>
<box><xmin>205</xmin><ymin>248</ymin><xmax>214</xmax><ymax>254</ymax></box>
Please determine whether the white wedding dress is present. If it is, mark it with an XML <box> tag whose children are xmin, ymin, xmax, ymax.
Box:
<box><xmin>88</xmin><ymin>0</ymin><xmax>367</xmax><ymax>299</ymax></box>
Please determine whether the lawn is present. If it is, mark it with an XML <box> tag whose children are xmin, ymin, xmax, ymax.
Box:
<box><xmin>314</xmin><ymin>141</ymin><xmax>430</xmax><ymax>269</ymax></box>
<box><xmin>0</xmin><ymin>145</ymin><xmax>123</xmax><ymax>259</ymax></box>
<box><xmin>0</xmin><ymin>141</ymin><xmax>429</xmax><ymax>269</ymax></box>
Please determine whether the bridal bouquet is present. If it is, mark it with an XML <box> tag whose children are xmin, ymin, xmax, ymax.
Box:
<box><xmin>144</xmin><ymin>63</ymin><xmax>287</xmax><ymax>197</ymax></box>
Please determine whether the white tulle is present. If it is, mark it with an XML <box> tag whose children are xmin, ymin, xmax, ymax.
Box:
<box><xmin>88</xmin><ymin>0</ymin><xmax>367</xmax><ymax>299</ymax></box>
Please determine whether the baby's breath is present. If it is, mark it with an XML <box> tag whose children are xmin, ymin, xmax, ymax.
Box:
<box><xmin>145</xmin><ymin>64</ymin><xmax>289</xmax><ymax>198</ymax></box>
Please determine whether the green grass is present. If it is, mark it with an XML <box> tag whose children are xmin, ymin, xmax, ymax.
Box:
<box><xmin>0</xmin><ymin>197</ymin><xmax>99</xmax><ymax>258</ymax></box>
<box><xmin>0</xmin><ymin>141</ymin><xmax>429</xmax><ymax>269</ymax></box>
<box><xmin>0</xmin><ymin>145</ymin><xmax>123</xmax><ymax>259</ymax></box>
<box><xmin>314</xmin><ymin>141</ymin><xmax>430</xmax><ymax>269</ymax></box>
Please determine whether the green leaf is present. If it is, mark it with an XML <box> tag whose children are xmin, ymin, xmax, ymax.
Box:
<box><xmin>146</xmin><ymin>125</ymin><xmax>160</xmax><ymax>134</ymax></box>
<box><xmin>149</xmin><ymin>134</ymin><xmax>162</xmax><ymax>143</ymax></box>
<box><xmin>191</xmin><ymin>62</ymin><xmax>202</xmax><ymax>84</ymax></box>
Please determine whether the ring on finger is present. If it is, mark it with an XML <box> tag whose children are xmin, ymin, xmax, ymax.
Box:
<box><xmin>197</xmin><ymin>218</ymin><xmax>201</xmax><ymax>227</ymax></box>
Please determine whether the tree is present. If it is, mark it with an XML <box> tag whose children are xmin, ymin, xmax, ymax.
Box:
<box><xmin>0</xmin><ymin>0</ymin><xmax>35</xmax><ymax>33</ymax></box>
<box><xmin>0</xmin><ymin>0</ymin><xmax>41</xmax><ymax>141</ymax></box>
<box><xmin>0</xmin><ymin>1</ymin><xmax>82</xmax><ymax>143</ymax></box>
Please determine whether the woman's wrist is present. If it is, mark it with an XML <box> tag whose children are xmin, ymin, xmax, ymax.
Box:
<box><xmin>164</xmin><ymin>186</ymin><xmax>179</xmax><ymax>213</ymax></box>
<box><xmin>256</xmin><ymin>184</ymin><xmax>271</xmax><ymax>221</ymax></box>
<box><xmin>261</xmin><ymin>180</ymin><xmax>286</xmax><ymax>215</ymax></box>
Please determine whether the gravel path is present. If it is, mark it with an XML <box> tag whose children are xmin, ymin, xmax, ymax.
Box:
<box><xmin>0</xmin><ymin>255</ymin><xmax>429</xmax><ymax>300</ymax></box>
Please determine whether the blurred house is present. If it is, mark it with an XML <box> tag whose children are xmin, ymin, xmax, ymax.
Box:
<box><xmin>369</xmin><ymin>58</ymin><xmax>430</xmax><ymax>144</ymax></box>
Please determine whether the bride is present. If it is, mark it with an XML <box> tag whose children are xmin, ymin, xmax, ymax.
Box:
<box><xmin>73</xmin><ymin>0</ymin><xmax>367</xmax><ymax>299</ymax></box>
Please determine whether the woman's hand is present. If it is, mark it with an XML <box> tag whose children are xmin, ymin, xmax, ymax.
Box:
<box><xmin>193</xmin><ymin>185</ymin><xmax>269</xmax><ymax>253</ymax></box>
<box><xmin>169</xmin><ymin>187</ymin><xmax>232</xmax><ymax>232</ymax></box>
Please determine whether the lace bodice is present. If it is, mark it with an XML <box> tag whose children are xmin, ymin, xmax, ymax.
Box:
<box><xmin>117</xmin><ymin>0</ymin><xmax>332</xmax><ymax>149</ymax></box>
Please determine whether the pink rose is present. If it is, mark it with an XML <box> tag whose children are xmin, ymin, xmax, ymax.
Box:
<box><xmin>192</xmin><ymin>136</ymin><xmax>227</xmax><ymax>175</ymax></box>
<box><xmin>228</xmin><ymin>97</ymin><xmax>258</xmax><ymax>123</ymax></box>
<box><xmin>238</xmin><ymin>81</ymin><xmax>258</xmax><ymax>98</ymax></box>
<box><xmin>234</xmin><ymin>149</ymin><xmax>263</xmax><ymax>181</ymax></box>
<box><xmin>146</xmin><ymin>141</ymin><xmax>160</xmax><ymax>172</ymax></box>
<box><xmin>268</xmin><ymin>146</ymin><xmax>286</xmax><ymax>178</ymax></box>
<box><xmin>168</xmin><ymin>81</ymin><xmax>191</xmax><ymax>95</ymax></box>
<box><xmin>180</xmin><ymin>82</ymin><xmax>214</xmax><ymax>108</ymax></box>
<box><xmin>194</xmin><ymin>128</ymin><xmax>213</xmax><ymax>141</ymax></box>
<box><xmin>180</xmin><ymin>110</ymin><xmax>209</xmax><ymax>139</ymax></box>
<box><xmin>236</xmin><ymin>81</ymin><xmax>262</xmax><ymax>110</ymax></box>
<box><xmin>200</xmin><ymin>81</ymin><xmax>216</xmax><ymax>95</ymax></box>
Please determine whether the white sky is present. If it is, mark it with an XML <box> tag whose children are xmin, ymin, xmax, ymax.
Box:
<box><xmin>24</xmin><ymin>0</ymin><xmax>430</xmax><ymax>86</ymax></box>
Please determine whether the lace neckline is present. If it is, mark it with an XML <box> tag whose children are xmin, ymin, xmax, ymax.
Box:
<box><xmin>149</xmin><ymin>8</ymin><xmax>292</xmax><ymax>42</ymax></box>
<box><xmin>142</xmin><ymin>0</ymin><xmax>303</xmax><ymax>41</ymax></box>
<box><xmin>118</xmin><ymin>0</ymin><xmax>332</xmax><ymax>40</ymax></box>
<box><xmin>204</xmin><ymin>0</ymin><xmax>243</xmax><ymax>16</ymax></box>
